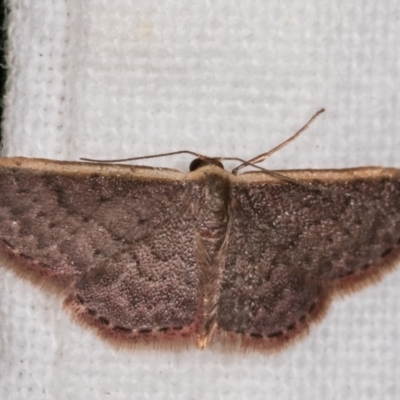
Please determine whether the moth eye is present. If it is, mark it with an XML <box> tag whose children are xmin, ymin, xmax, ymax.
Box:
<box><xmin>189</xmin><ymin>158</ymin><xmax>205</xmax><ymax>171</ymax></box>
<box><xmin>189</xmin><ymin>158</ymin><xmax>224</xmax><ymax>171</ymax></box>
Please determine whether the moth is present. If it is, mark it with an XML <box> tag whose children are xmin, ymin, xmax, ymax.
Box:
<box><xmin>1</xmin><ymin>111</ymin><xmax>399</xmax><ymax>351</ymax></box>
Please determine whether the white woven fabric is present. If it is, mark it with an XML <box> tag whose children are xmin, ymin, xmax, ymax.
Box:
<box><xmin>1</xmin><ymin>1</ymin><xmax>399</xmax><ymax>399</ymax></box>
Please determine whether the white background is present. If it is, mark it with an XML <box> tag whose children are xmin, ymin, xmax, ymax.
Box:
<box><xmin>1</xmin><ymin>1</ymin><xmax>399</xmax><ymax>399</ymax></box>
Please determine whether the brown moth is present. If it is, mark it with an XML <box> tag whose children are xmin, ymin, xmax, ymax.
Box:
<box><xmin>1</xmin><ymin>113</ymin><xmax>399</xmax><ymax>351</ymax></box>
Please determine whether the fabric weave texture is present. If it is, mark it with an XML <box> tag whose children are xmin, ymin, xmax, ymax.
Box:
<box><xmin>0</xmin><ymin>1</ymin><xmax>399</xmax><ymax>399</ymax></box>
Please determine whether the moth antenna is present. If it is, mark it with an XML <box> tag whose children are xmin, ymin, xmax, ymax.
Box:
<box><xmin>231</xmin><ymin>108</ymin><xmax>325</xmax><ymax>174</ymax></box>
<box><xmin>224</xmin><ymin>156</ymin><xmax>335</xmax><ymax>193</ymax></box>
<box><xmin>81</xmin><ymin>146</ymin><xmax>326</xmax><ymax>191</ymax></box>
<box><xmin>80</xmin><ymin>150</ymin><xmax>207</xmax><ymax>163</ymax></box>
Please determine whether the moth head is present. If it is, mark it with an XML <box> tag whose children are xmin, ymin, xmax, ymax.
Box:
<box><xmin>189</xmin><ymin>158</ymin><xmax>224</xmax><ymax>171</ymax></box>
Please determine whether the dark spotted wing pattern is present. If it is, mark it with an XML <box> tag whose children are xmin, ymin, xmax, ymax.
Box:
<box><xmin>217</xmin><ymin>169</ymin><xmax>400</xmax><ymax>347</ymax></box>
<box><xmin>0</xmin><ymin>158</ymin><xmax>199</xmax><ymax>344</ymax></box>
